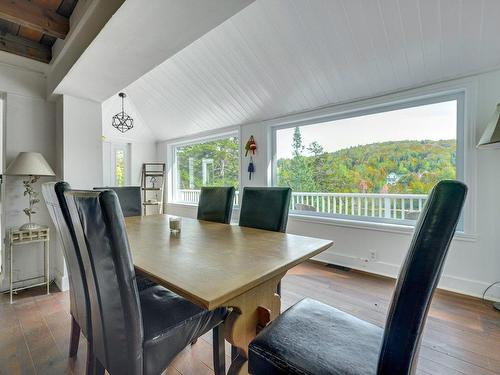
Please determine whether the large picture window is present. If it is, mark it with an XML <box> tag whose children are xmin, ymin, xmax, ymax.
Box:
<box><xmin>273</xmin><ymin>94</ymin><xmax>464</xmax><ymax>226</ymax></box>
<box><xmin>173</xmin><ymin>134</ymin><xmax>240</xmax><ymax>204</ymax></box>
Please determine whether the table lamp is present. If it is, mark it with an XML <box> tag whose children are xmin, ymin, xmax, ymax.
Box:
<box><xmin>5</xmin><ymin>152</ymin><xmax>55</xmax><ymax>230</ymax></box>
<box><xmin>477</xmin><ymin>103</ymin><xmax>500</xmax><ymax>312</ymax></box>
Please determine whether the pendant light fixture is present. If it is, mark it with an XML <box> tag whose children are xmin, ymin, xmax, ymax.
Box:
<box><xmin>112</xmin><ymin>92</ymin><xmax>134</xmax><ymax>133</ymax></box>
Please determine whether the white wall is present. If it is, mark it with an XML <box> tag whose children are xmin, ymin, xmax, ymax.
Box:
<box><xmin>61</xmin><ymin>95</ymin><xmax>103</xmax><ymax>189</ymax></box>
<box><xmin>130</xmin><ymin>142</ymin><xmax>157</xmax><ymax>185</ymax></box>
<box><xmin>0</xmin><ymin>65</ymin><xmax>58</xmax><ymax>292</ymax></box>
<box><xmin>162</xmin><ymin>68</ymin><xmax>500</xmax><ymax>301</ymax></box>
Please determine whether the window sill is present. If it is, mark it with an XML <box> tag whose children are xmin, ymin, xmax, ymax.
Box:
<box><xmin>168</xmin><ymin>201</ymin><xmax>198</xmax><ymax>207</ymax></box>
<box><xmin>166</xmin><ymin>202</ymin><xmax>476</xmax><ymax>242</ymax></box>
<box><xmin>289</xmin><ymin>213</ymin><xmax>476</xmax><ymax>242</ymax></box>
<box><xmin>168</xmin><ymin>201</ymin><xmax>241</xmax><ymax>210</ymax></box>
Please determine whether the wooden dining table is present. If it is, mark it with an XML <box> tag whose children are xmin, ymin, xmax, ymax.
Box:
<box><xmin>125</xmin><ymin>214</ymin><xmax>333</xmax><ymax>375</ymax></box>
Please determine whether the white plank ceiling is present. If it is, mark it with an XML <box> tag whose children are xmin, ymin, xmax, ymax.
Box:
<box><xmin>124</xmin><ymin>0</ymin><xmax>500</xmax><ymax>141</ymax></box>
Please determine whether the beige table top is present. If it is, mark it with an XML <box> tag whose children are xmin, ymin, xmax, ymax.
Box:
<box><xmin>125</xmin><ymin>215</ymin><xmax>333</xmax><ymax>310</ymax></box>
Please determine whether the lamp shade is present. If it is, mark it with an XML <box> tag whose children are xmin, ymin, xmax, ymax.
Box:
<box><xmin>5</xmin><ymin>152</ymin><xmax>55</xmax><ymax>176</ymax></box>
<box><xmin>477</xmin><ymin>103</ymin><xmax>500</xmax><ymax>148</ymax></box>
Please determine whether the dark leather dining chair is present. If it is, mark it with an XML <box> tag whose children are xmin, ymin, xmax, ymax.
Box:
<box><xmin>197</xmin><ymin>186</ymin><xmax>235</xmax><ymax>224</ymax></box>
<box><xmin>42</xmin><ymin>182</ymin><xmax>93</xmax><ymax>374</ymax></box>
<box><xmin>248</xmin><ymin>180</ymin><xmax>467</xmax><ymax>375</ymax></box>
<box><xmin>64</xmin><ymin>188</ymin><xmax>227</xmax><ymax>375</ymax></box>
<box><xmin>93</xmin><ymin>186</ymin><xmax>142</xmax><ymax>217</ymax></box>
<box><xmin>43</xmin><ymin>182</ymin><xmax>157</xmax><ymax>375</ymax></box>
<box><xmin>239</xmin><ymin>187</ymin><xmax>292</xmax><ymax>232</ymax></box>
<box><xmin>239</xmin><ymin>187</ymin><xmax>292</xmax><ymax>298</ymax></box>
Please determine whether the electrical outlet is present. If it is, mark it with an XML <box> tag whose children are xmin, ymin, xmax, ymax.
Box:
<box><xmin>369</xmin><ymin>250</ymin><xmax>377</xmax><ymax>262</ymax></box>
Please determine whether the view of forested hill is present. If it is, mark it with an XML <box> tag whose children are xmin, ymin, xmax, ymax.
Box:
<box><xmin>277</xmin><ymin>138</ymin><xmax>456</xmax><ymax>194</ymax></box>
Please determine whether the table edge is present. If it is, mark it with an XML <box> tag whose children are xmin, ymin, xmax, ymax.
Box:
<box><xmin>134</xmin><ymin>240</ymin><xmax>333</xmax><ymax>310</ymax></box>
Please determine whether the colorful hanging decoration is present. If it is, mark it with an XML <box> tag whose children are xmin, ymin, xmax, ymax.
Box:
<box><xmin>245</xmin><ymin>135</ymin><xmax>257</xmax><ymax>156</ymax></box>
<box><xmin>248</xmin><ymin>156</ymin><xmax>255</xmax><ymax>180</ymax></box>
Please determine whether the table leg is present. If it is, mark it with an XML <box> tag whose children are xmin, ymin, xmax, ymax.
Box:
<box><xmin>224</xmin><ymin>272</ymin><xmax>285</xmax><ymax>375</ymax></box>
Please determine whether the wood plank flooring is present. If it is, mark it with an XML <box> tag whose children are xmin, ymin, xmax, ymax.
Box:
<box><xmin>0</xmin><ymin>260</ymin><xmax>498</xmax><ymax>375</ymax></box>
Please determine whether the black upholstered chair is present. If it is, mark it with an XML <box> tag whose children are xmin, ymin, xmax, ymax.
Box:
<box><xmin>43</xmin><ymin>182</ymin><xmax>156</xmax><ymax>375</ymax></box>
<box><xmin>64</xmin><ymin>188</ymin><xmax>227</xmax><ymax>375</ymax></box>
<box><xmin>93</xmin><ymin>186</ymin><xmax>142</xmax><ymax>217</ymax></box>
<box><xmin>239</xmin><ymin>187</ymin><xmax>291</xmax><ymax>232</ymax></box>
<box><xmin>248</xmin><ymin>180</ymin><xmax>467</xmax><ymax>375</ymax></box>
<box><xmin>197</xmin><ymin>186</ymin><xmax>235</xmax><ymax>224</ymax></box>
<box><xmin>42</xmin><ymin>182</ymin><xmax>93</xmax><ymax>374</ymax></box>
<box><xmin>239</xmin><ymin>187</ymin><xmax>292</xmax><ymax>299</ymax></box>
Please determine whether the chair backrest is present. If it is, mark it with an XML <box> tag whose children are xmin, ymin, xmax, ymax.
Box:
<box><xmin>377</xmin><ymin>180</ymin><xmax>467</xmax><ymax>374</ymax></box>
<box><xmin>93</xmin><ymin>186</ymin><xmax>142</xmax><ymax>217</ymax></box>
<box><xmin>42</xmin><ymin>182</ymin><xmax>90</xmax><ymax>337</ymax></box>
<box><xmin>239</xmin><ymin>187</ymin><xmax>292</xmax><ymax>232</ymax></box>
<box><xmin>197</xmin><ymin>186</ymin><xmax>235</xmax><ymax>224</ymax></box>
<box><xmin>64</xmin><ymin>189</ymin><xmax>143</xmax><ymax>375</ymax></box>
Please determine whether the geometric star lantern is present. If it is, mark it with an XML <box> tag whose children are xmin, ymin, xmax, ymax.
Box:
<box><xmin>112</xmin><ymin>92</ymin><xmax>134</xmax><ymax>133</ymax></box>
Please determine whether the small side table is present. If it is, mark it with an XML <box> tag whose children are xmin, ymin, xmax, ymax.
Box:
<box><xmin>9</xmin><ymin>227</ymin><xmax>50</xmax><ymax>303</ymax></box>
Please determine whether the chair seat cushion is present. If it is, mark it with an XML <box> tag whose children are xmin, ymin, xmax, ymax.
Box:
<box><xmin>135</xmin><ymin>273</ymin><xmax>157</xmax><ymax>291</ymax></box>
<box><xmin>140</xmin><ymin>286</ymin><xmax>227</xmax><ymax>375</ymax></box>
<box><xmin>249</xmin><ymin>298</ymin><xmax>383</xmax><ymax>375</ymax></box>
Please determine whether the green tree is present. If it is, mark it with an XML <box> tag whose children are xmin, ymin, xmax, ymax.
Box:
<box><xmin>277</xmin><ymin>139</ymin><xmax>456</xmax><ymax>194</ymax></box>
<box><xmin>280</xmin><ymin>127</ymin><xmax>316</xmax><ymax>192</ymax></box>
<box><xmin>292</xmin><ymin>126</ymin><xmax>304</xmax><ymax>156</ymax></box>
<box><xmin>176</xmin><ymin>137</ymin><xmax>239</xmax><ymax>190</ymax></box>
<box><xmin>307</xmin><ymin>141</ymin><xmax>324</xmax><ymax>156</ymax></box>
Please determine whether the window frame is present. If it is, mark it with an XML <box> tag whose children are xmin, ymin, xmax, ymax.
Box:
<box><xmin>270</xmin><ymin>91</ymin><xmax>466</xmax><ymax>229</ymax></box>
<box><xmin>170</xmin><ymin>129</ymin><xmax>241</xmax><ymax>205</ymax></box>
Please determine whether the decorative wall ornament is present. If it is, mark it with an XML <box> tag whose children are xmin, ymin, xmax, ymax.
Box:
<box><xmin>245</xmin><ymin>135</ymin><xmax>257</xmax><ymax>156</ymax></box>
<box><xmin>112</xmin><ymin>92</ymin><xmax>134</xmax><ymax>133</ymax></box>
<box><xmin>248</xmin><ymin>156</ymin><xmax>255</xmax><ymax>180</ymax></box>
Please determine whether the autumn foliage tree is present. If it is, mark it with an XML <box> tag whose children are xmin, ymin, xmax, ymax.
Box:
<box><xmin>277</xmin><ymin>128</ymin><xmax>456</xmax><ymax>194</ymax></box>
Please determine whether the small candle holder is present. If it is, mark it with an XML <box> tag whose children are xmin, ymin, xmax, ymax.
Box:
<box><xmin>169</xmin><ymin>216</ymin><xmax>181</xmax><ymax>234</ymax></box>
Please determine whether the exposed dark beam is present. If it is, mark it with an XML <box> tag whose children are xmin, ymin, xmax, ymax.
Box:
<box><xmin>0</xmin><ymin>0</ymin><xmax>69</xmax><ymax>39</ymax></box>
<box><xmin>0</xmin><ymin>32</ymin><xmax>51</xmax><ymax>63</ymax></box>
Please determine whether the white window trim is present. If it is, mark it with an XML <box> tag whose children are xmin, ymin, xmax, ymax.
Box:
<box><xmin>265</xmin><ymin>80</ymin><xmax>477</xmax><ymax>235</ymax></box>
<box><xmin>167</xmin><ymin>128</ymin><xmax>241</xmax><ymax>205</ymax></box>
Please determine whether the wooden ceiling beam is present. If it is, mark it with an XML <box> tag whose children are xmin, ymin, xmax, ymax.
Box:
<box><xmin>0</xmin><ymin>0</ymin><xmax>69</xmax><ymax>39</ymax></box>
<box><xmin>0</xmin><ymin>32</ymin><xmax>51</xmax><ymax>63</ymax></box>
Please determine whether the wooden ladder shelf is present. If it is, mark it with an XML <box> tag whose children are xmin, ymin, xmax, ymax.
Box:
<box><xmin>141</xmin><ymin>162</ymin><xmax>166</xmax><ymax>216</ymax></box>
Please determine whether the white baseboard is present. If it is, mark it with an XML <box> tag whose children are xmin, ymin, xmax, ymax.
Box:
<box><xmin>313</xmin><ymin>251</ymin><xmax>400</xmax><ymax>277</ymax></box>
<box><xmin>439</xmin><ymin>274</ymin><xmax>500</xmax><ymax>302</ymax></box>
<box><xmin>313</xmin><ymin>252</ymin><xmax>500</xmax><ymax>302</ymax></box>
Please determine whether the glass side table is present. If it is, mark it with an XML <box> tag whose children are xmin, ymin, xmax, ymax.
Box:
<box><xmin>8</xmin><ymin>226</ymin><xmax>50</xmax><ymax>303</ymax></box>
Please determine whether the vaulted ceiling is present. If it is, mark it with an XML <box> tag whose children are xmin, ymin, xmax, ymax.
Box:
<box><xmin>122</xmin><ymin>0</ymin><xmax>500</xmax><ymax>141</ymax></box>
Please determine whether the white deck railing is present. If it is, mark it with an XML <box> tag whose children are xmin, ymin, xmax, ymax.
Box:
<box><xmin>178</xmin><ymin>189</ymin><xmax>240</xmax><ymax>206</ymax></box>
<box><xmin>177</xmin><ymin>189</ymin><xmax>427</xmax><ymax>221</ymax></box>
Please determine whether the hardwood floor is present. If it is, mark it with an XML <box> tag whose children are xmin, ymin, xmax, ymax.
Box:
<box><xmin>1</xmin><ymin>260</ymin><xmax>499</xmax><ymax>375</ymax></box>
